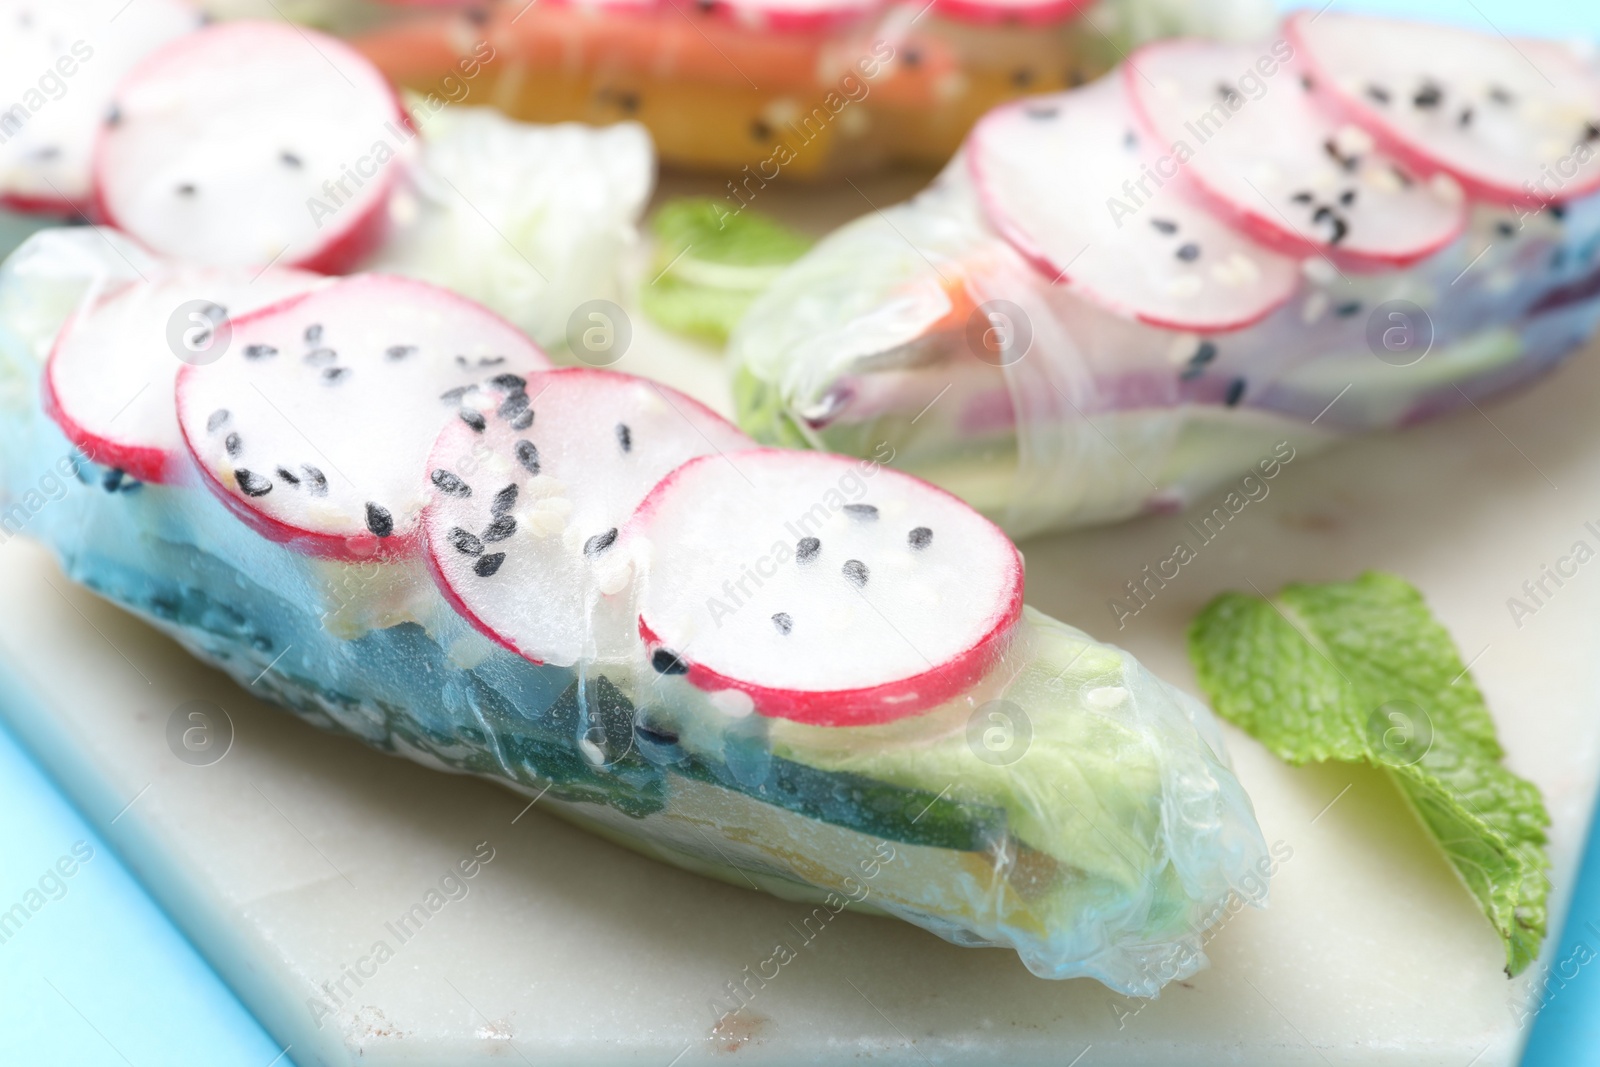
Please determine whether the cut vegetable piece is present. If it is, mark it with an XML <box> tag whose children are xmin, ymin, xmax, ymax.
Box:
<box><xmin>706</xmin><ymin>0</ymin><xmax>881</xmax><ymax>33</ymax></box>
<box><xmin>969</xmin><ymin>78</ymin><xmax>1300</xmax><ymax>331</ymax></box>
<box><xmin>44</xmin><ymin>266</ymin><xmax>323</xmax><ymax>483</ymax></box>
<box><xmin>176</xmin><ymin>274</ymin><xmax>551</xmax><ymax>559</ymax></box>
<box><xmin>0</xmin><ymin>0</ymin><xmax>202</xmax><ymax>214</ymax></box>
<box><xmin>639</xmin><ymin>198</ymin><xmax>812</xmax><ymax>343</ymax></box>
<box><xmin>1288</xmin><ymin>10</ymin><xmax>1600</xmax><ymax>206</ymax></box>
<box><xmin>1189</xmin><ymin>571</ymin><xmax>1551</xmax><ymax>976</ymax></box>
<box><xmin>94</xmin><ymin>20</ymin><xmax>408</xmax><ymax>272</ymax></box>
<box><xmin>1126</xmin><ymin>39</ymin><xmax>1466</xmax><ymax>269</ymax></box>
<box><xmin>423</xmin><ymin>367</ymin><xmax>754</xmax><ymax>665</ymax></box>
<box><xmin>631</xmin><ymin>448</ymin><xmax>1024</xmax><ymax>726</ymax></box>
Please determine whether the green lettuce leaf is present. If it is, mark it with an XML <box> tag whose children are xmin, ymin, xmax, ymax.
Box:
<box><xmin>1188</xmin><ymin>571</ymin><xmax>1550</xmax><ymax>975</ymax></box>
<box><xmin>639</xmin><ymin>199</ymin><xmax>811</xmax><ymax>344</ymax></box>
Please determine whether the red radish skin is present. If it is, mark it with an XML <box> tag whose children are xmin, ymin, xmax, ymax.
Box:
<box><xmin>1285</xmin><ymin>11</ymin><xmax>1600</xmax><ymax>209</ymax></box>
<box><xmin>630</xmin><ymin>449</ymin><xmax>1026</xmax><ymax>727</ymax></box>
<box><xmin>932</xmin><ymin>0</ymin><xmax>1088</xmax><ymax>26</ymax></box>
<box><xmin>1121</xmin><ymin>41</ymin><xmax>1467</xmax><ymax>272</ymax></box>
<box><xmin>42</xmin><ymin>360</ymin><xmax>169</xmax><ymax>483</ymax></box>
<box><xmin>92</xmin><ymin>22</ymin><xmax>411</xmax><ymax>274</ymax></box>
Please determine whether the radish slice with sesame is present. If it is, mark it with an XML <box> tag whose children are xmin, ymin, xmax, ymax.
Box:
<box><xmin>630</xmin><ymin>448</ymin><xmax>1024</xmax><ymax>726</ymax></box>
<box><xmin>94</xmin><ymin>20</ymin><xmax>409</xmax><ymax>273</ymax></box>
<box><xmin>1125</xmin><ymin>39</ymin><xmax>1467</xmax><ymax>270</ymax></box>
<box><xmin>0</xmin><ymin>0</ymin><xmax>203</xmax><ymax>216</ymax></box>
<box><xmin>969</xmin><ymin>77</ymin><xmax>1301</xmax><ymax>331</ymax></box>
<box><xmin>175</xmin><ymin>274</ymin><xmax>551</xmax><ymax>560</ymax></box>
<box><xmin>44</xmin><ymin>266</ymin><xmax>323</xmax><ymax>484</ymax></box>
<box><xmin>423</xmin><ymin>368</ymin><xmax>754</xmax><ymax>665</ymax></box>
<box><xmin>1288</xmin><ymin>10</ymin><xmax>1600</xmax><ymax>207</ymax></box>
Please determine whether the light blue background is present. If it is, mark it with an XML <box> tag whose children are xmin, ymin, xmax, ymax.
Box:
<box><xmin>0</xmin><ymin>3</ymin><xmax>1595</xmax><ymax>1066</ymax></box>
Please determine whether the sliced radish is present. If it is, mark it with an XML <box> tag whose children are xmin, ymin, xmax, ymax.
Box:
<box><xmin>44</xmin><ymin>266</ymin><xmax>324</xmax><ymax>483</ymax></box>
<box><xmin>1288</xmin><ymin>10</ymin><xmax>1600</xmax><ymax>207</ymax></box>
<box><xmin>0</xmin><ymin>0</ymin><xmax>203</xmax><ymax>215</ymax></box>
<box><xmin>706</xmin><ymin>0</ymin><xmax>882</xmax><ymax>33</ymax></box>
<box><xmin>970</xmin><ymin>78</ymin><xmax>1301</xmax><ymax>332</ymax></box>
<box><xmin>1125</xmin><ymin>39</ymin><xmax>1467</xmax><ymax>270</ymax></box>
<box><xmin>176</xmin><ymin>274</ymin><xmax>551</xmax><ymax>560</ymax></box>
<box><xmin>424</xmin><ymin>368</ymin><xmax>754</xmax><ymax>666</ymax></box>
<box><xmin>931</xmin><ymin>0</ymin><xmax>1088</xmax><ymax>26</ymax></box>
<box><xmin>94</xmin><ymin>20</ymin><xmax>409</xmax><ymax>272</ymax></box>
<box><xmin>630</xmin><ymin>449</ymin><xmax>1023</xmax><ymax>726</ymax></box>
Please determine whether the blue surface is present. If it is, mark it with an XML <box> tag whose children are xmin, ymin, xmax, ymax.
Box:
<box><xmin>0</xmin><ymin>719</ymin><xmax>285</xmax><ymax>1067</ymax></box>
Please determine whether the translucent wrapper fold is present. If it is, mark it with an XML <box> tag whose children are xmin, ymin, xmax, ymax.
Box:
<box><xmin>0</xmin><ymin>230</ymin><xmax>1268</xmax><ymax>995</ymax></box>
<box><xmin>731</xmin><ymin>157</ymin><xmax>1600</xmax><ymax>539</ymax></box>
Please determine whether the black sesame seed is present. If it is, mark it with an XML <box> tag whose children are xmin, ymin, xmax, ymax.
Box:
<box><xmin>305</xmin><ymin>324</ymin><xmax>323</xmax><ymax>343</ymax></box>
<box><xmin>322</xmin><ymin>366</ymin><xmax>349</xmax><ymax>384</ymax></box>
<box><xmin>302</xmin><ymin>465</ymin><xmax>328</xmax><ymax>495</ymax></box>
<box><xmin>634</xmin><ymin>721</ymin><xmax>679</xmax><ymax>748</ymax></box>
<box><xmin>206</xmin><ymin>409</ymin><xmax>230</xmax><ymax>433</ymax></box>
<box><xmin>1366</xmin><ymin>84</ymin><xmax>1392</xmax><ymax>105</ymax></box>
<box><xmin>750</xmin><ymin>119</ymin><xmax>773</xmax><ymax>142</ymax></box>
<box><xmin>105</xmin><ymin>104</ymin><xmax>121</xmax><ymax>128</ymax></box>
<box><xmin>1496</xmin><ymin>220</ymin><xmax>1517</xmax><ymax>238</ymax></box>
<box><xmin>1300</xmin><ymin>74</ymin><xmax>1315</xmax><ymax>92</ymax></box>
<box><xmin>614</xmin><ymin>91</ymin><xmax>640</xmax><ymax>114</ymax></box>
<box><xmin>224</xmin><ymin>432</ymin><xmax>242</xmax><ymax>457</ymax></box>
<box><xmin>448</xmin><ymin>527</ymin><xmax>484</xmax><ymax>556</ymax></box>
<box><xmin>1224</xmin><ymin>378</ymin><xmax>1247</xmax><ymax>407</ymax></box>
<box><xmin>432</xmin><ymin>469</ymin><xmax>471</xmax><ymax>497</ymax></box>
<box><xmin>498</xmin><ymin>391</ymin><xmax>530</xmax><ymax>421</ymax></box>
<box><xmin>514</xmin><ymin>439</ymin><xmax>539</xmax><ymax>475</ymax></box>
<box><xmin>796</xmin><ymin>536</ymin><xmax>820</xmax><ymax>562</ymax></box>
<box><xmin>1551</xmin><ymin>204</ymin><xmax>1569</xmax><ymax>221</ymax></box>
<box><xmin>103</xmin><ymin>468</ymin><xmax>125</xmax><ymax>493</ymax></box>
<box><xmin>1151</xmin><ymin>218</ymin><xmax>1179</xmax><ymax>235</ymax></box>
<box><xmin>386</xmin><ymin>344</ymin><xmax>416</xmax><ymax>361</ymax></box>
<box><xmin>475</xmin><ymin>356</ymin><xmax>506</xmax><ymax>367</ymax></box>
<box><xmin>843</xmin><ymin>503</ymin><xmax>879</xmax><ymax>520</ymax></box>
<box><xmin>1328</xmin><ymin>217</ymin><xmax>1350</xmax><ymax>245</ymax></box>
<box><xmin>904</xmin><ymin>48</ymin><xmax>923</xmax><ymax>69</ymax></box>
<box><xmin>491</xmin><ymin>484</ymin><xmax>517</xmax><ymax>516</ymax></box>
<box><xmin>366</xmin><ymin>502</ymin><xmax>394</xmax><ymax>537</ymax></box>
<box><xmin>440</xmin><ymin>385</ymin><xmax>469</xmax><ymax>404</ymax></box>
<box><xmin>584</xmin><ymin>528</ymin><xmax>618</xmax><ymax>556</ymax></box>
<box><xmin>460</xmin><ymin>409</ymin><xmax>487</xmax><ymax>433</ymax></box>
<box><xmin>1176</xmin><ymin>243</ymin><xmax>1201</xmax><ymax>262</ymax></box>
<box><xmin>176</xmin><ymin>183</ymin><xmax>196</xmax><ymax>196</ymax></box>
<box><xmin>842</xmin><ymin>559</ymin><xmax>869</xmax><ymax>588</ymax></box>
<box><xmin>280</xmin><ymin>150</ymin><xmax>302</xmax><ymax>168</ymax></box>
<box><xmin>1413</xmin><ymin>83</ymin><xmax>1442</xmax><ymax>109</ymax></box>
<box><xmin>908</xmin><ymin>527</ymin><xmax>933</xmax><ymax>550</ymax></box>
<box><xmin>482</xmin><ymin>515</ymin><xmax>516</xmax><ymax>542</ymax></box>
<box><xmin>1584</xmin><ymin>122</ymin><xmax>1600</xmax><ymax>144</ymax></box>
<box><xmin>1191</xmin><ymin>340</ymin><xmax>1219</xmax><ymax>366</ymax></box>
<box><xmin>1025</xmin><ymin>104</ymin><xmax>1059</xmax><ymax>120</ymax></box>
<box><xmin>276</xmin><ymin>466</ymin><xmax>300</xmax><ymax>486</ymax></box>
<box><xmin>1217</xmin><ymin>82</ymin><xmax>1241</xmax><ymax>104</ymax></box>
<box><xmin>1011</xmin><ymin>68</ymin><xmax>1034</xmax><ymax>88</ymax></box>
<box><xmin>652</xmin><ymin>648</ymin><xmax>688</xmax><ymax>675</ymax></box>
<box><xmin>1335</xmin><ymin>301</ymin><xmax>1363</xmax><ymax>318</ymax></box>
<box><xmin>489</xmin><ymin>372</ymin><xmax>526</xmax><ymax>392</ymax></box>
<box><xmin>616</xmin><ymin>423</ymin><xmax>632</xmax><ymax>453</ymax></box>
<box><xmin>243</xmin><ymin>344</ymin><xmax>276</xmax><ymax>359</ymax></box>
<box><xmin>304</xmin><ymin>347</ymin><xmax>337</xmax><ymax>365</ymax></box>
<box><xmin>1488</xmin><ymin>85</ymin><xmax>1514</xmax><ymax>105</ymax></box>
<box><xmin>1291</xmin><ymin>190</ymin><xmax>1314</xmax><ymax>205</ymax></box>
<box><xmin>509</xmin><ymin>408</ymin><xmax>534</xmax><ymax>431</ymax></box>
<box><xmin>1124</xmin><ymin>129</ymin><xmax>1138</xmax><ymax>150</ymax></box>
<box><xmin>1339</xmin><ymin>189</ymin><xmax>1357</xmax><ymax>207</ymax></box>
<box><xmin>772</xmin><ymin>612</ymin><xmax>793</xmax><ymax>635</ymax></box>
<box><xmin>1458</xmin><ymin>106</ymin><xmax>1474</xmax><ymax>128</ymax></box>
<box><xmin>474</xmin><ymin>552</ymin><xmax>506</xmax><ymax>578</ymax></box>
<box><xmin>235</xmin><ymin>469</ymin><xmax>272</xmax><ymax>497</ymax></box>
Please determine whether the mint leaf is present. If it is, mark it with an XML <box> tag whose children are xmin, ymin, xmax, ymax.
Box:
<box><xmin>639</xmin><ymin>199</ymin><xmax>811</xmax><ymax>344</ymax></box>
<box><xmin>1188</xmin><ymin>572</ymin><xmax>1550</xmax><ymax>975</ymax></box>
